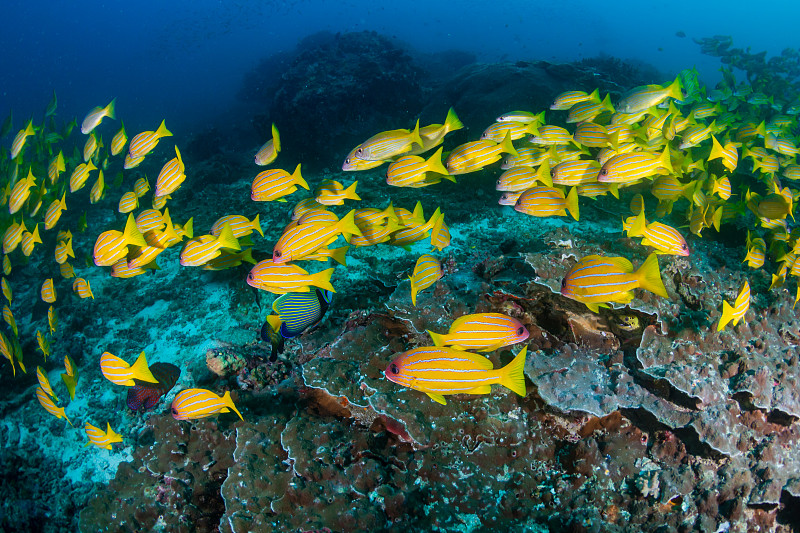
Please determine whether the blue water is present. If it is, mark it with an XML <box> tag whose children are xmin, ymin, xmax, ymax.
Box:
<box><xmin>2</xmin><ymin>0</ymin><xmax>798</xmax><ymax>136</ymax></box>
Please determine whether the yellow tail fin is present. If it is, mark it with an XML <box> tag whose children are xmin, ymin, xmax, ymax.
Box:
<box><xmin>443</xmin><ymin>107</ymin><xmax>463</xmax><ymax>133</ymax></box>
<box><xmin>425</xmin><ymin>147</ymin><xmax>449</xmax><ymax>176</ymax></box>
<box><xmin>291</xmin><ymin>164</ymin><xmax>309</xmax><ymax>190</ymax></box>
<box><xmin>636</xmin><ymin>253</ymin><xmax>668</xmax><ymax>298</ymax></box>
<box><xmin>216</xmin><ymin>222</ymin><xmax>241</xmax><ymax>251</ymax></box>
<box><xmin>222</xmin><ymin>391</ymin><xmax>244</xmax><ymax>420</ymax></box>
<box><xmin>343</xmin><ymin>181</ymin><xmax>360</xmax><ymax>201</ymax></box>
<box><xmin>409</xmin><ymin>119</ymin><xmax>423</xmax><ymax>148</ymax></box>
<box><xmin>155</xmin><ymin>119</ymin><xmax>172</xmax><ymax>138</ymax></box>
<box><xmin>337</xmin><ymin>209</ymin><xmax>363</xmax><ymax>238</ymax></box>
<box><xmin>130</xmin><ymin>351</ymin><xmax>158</xmax><ymax>383</ymax></box>
<box><xmin>565</xmin><ymin>187</ymin><xmax>579</xmax><ymax>221</ymax></box>
<box><xmin>271</xmin><ymin>123</ymin><xmax>281</xmax><ymax>152</ymax></box>
<box><xmin>499</xmin><ymin>346</ymin><xmax>527</xmax><ymax>397</ymax></box>
<box><xmin>427</xmin><ymin>329</ymin><xmax>446</xmax><ymax>347</ymax></box>
<box><xmin>499</xmin><ymin>131</ymin><xmax>519</xmax><ymax>157</ymax></box>
<box><xmin>312</xmin><ymin>268</ymin><xmax>336</xmax><ymax>293</ymax></box>
<box><xmin>717</xmin><ymin>300</ymin><xmax>735</xmax><ymax>331</ymax></box>
<box><xmin>123</xmin><ymin>213</ymin><xmax>147</xmax><ymax>248</ymax></box>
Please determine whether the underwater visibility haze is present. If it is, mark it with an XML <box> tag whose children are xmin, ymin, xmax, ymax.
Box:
<box><xmin>2</xmin><ymin>1</ymin><xmax>800</xmax><ymax>532</ymax></box>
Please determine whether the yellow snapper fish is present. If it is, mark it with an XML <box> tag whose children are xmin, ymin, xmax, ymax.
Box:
<box><xmin>20</xmin><ymin>225</ymin><xmax>42</xmax><ymax>257</ymax></box>
<box><xmin>110</xmin><ymin>121</ymin><xmax>127</xmax><ymax>156</ymax></box>
<box><xmin>514</xmin><ymin>186</ymin><xmax>579</xmax><ymax>221</ymax></box>
<box><xmin>118</xmin><ymin>191</ymin><xmax>139</xmax><ymax>213</ymax></box>
<box><xmin>155</xmin><ymin>145</ymin><xmax>186</xmax><ymax>197</ymax></box>
<box><xmin>81</xmin><ymin>99</ymin><xmax>116</xmax><ymax>134</ymax></box>
<box><xmin>409</xmin><ymin>254</ymin><xmax>443</xmax><ymax>306</ymax></box>
<box><xmin>83</xmin><ymin>132</ymin><xmax>100</xmax><ymax>162</ymax></box>
<box><xmin>93</xmin><ymin>213</ymin><xmax>147</xmax><ymax>267</ymax></box>
<box><xmin>10</xmin><ymin>119</ymin><xmax>36</xmax><ymax>160</ymax></box>
<box><xmin>133</xmin><ymin>176</ymin><xmax>150</xmax><ymax>198</ymax></box>
<box><xmin>386</xmin><ymin>147</ymin><xmax>451</xmax><ymax>188</ymax></box>
<box><xmin>69</xmin><ymin>160</ymin><xmax>97</xmax><ymax>192</ymax></box>
<box><xmin>560</xmin><ymin>253</ymin><xmax>668</xmax><ymax>312</ymax></box>
<box><xmin>55</xmin><ymin>233</ymin><xmax>75</xmax><ymax>264</ymax></box>
<box><xmin>717</xmin><ymin>281</ymin><xmax>750</xmax><ymax>331</ymax></box>
<box><xmin>255</xmin><ymin>123</ymin><xmax>280</xmax><ymax>166</ymax></box>
<box><xmin>1</xmin><ymin>278</ymin><xmax>11</xmax><ymax>302</ymax></box>
<box><xmin>100</xmin><ymin>351</ymin><xmax>158</xmax><ymax>387</ymax></box>
<box><xmin>37</xmin><ymin>366</ymin><xmax>58</xmax><ymax>401</ymax></box>
<box><xmin>8</xmin><ymin>168</ymin><xmax>37</xmax><ymax>215</ymax></box>
<box><xmin>2</xmin><ymin>219</ymin><xmax>27</xmax><ymax>254</ymax></box>
<box><xmin>251</xmin><ymin>164</ymin><xmax>308</xmax><ymax>202</ymax></box>
<box><xmin>384</xmin><ymin>345</ymin><xmax>527</xmax><ymax>405</ymax></box>
<box><xmin>44</xmin><ymin>193</ymin><xmax>67</xmax><ymax>230</ymax></box>
<box><xmin>90</xmin><ymin>170</ymin><xmax>105</xmax><ymax>204</ymax></box>
<box><xmin>445</xmin><ymin>132</ymin><xmax>518</xmax><ymax>175</ymax></box>
<box><xmin>598</xmin><ymin>146</ymin><xmax>672</xmax><ymax>185</ymax></box>
<box><xmin>354</xmin><ymin>120</ymin><xmax>423</xmax><ymax>161</ymax></box>
<box><xmin>211</xmin><ymin>214</ymin><xmax>263</xmax><ymax>239</ymax></box>
<box><xmin>615</xmin><ymin>77</ymin><xmax>683</xmax><ymax>114</ymax></box>
<box><xmin>126</xmin><ymin>120</ymin><xmax>172</xmax><ymax>162</ymax></box>
<box><xmin>85</xmin><ymin>423</ymin><xmax>123</xmax><ymax>450</ymax></box>
<box><xmin>171</xmin><ymin>389</ymin><xmax>243</xmax><ymax>420</ymax></box>
<box><xmin>623</xmin><ymin>210</ymin><xmax>689</xmax><ymax>256</ymax></box>
<box><xmin>73</xmin><ymin>277</ymin><xmax>94</xmax><ymax>299</ymax></box>
<box><xmin>272</xmin><ymin>210</ymin><xmax>361</xmax><ymax>263</ymax></box>
<box><xmin>550</xmin><ymin>88</ymin><xmax>601</xmax><ymax>110</ymax></box>
<box><xmin>315</xmin><ymin>179</ymin><xmax>361</xmax><ymax>206</ymax></box>
<box><xmin>48</xmin><ymin>150</ymin><xmax>66</xmax><ymax>185</ymax></box>
<box><xmin>180</xmin><ymin>223</ymin><xmax>240</xmax><ymax>267</ymax></box>
<box><xmin>36</xmin><ymin>387</ymin><xmax>72</xmax><ymax>425</ymax></box>
<box><xmin>247</xmin><ymin>260</ymin><xmax>335</xmax><ymax>294</ymax></box>
<box><xmin>708</xmin><ymin>135</ymin><xmax>739</xmax><ymax>171</ymax></box>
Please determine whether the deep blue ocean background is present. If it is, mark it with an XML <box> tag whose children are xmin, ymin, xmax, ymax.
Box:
<box><xmin>3</xmin><ymin>0</ymin><xmax>798</xmax><ymax>138</ymax></box>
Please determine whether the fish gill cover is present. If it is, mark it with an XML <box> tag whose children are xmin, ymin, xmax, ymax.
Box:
<box><xmin>1</xmin><ymin>7</ymin><xmax>800</xmax><ymax>533</ymax></box>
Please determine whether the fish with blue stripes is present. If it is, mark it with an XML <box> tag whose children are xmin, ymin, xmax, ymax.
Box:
<box><xmin>85</xmin><ymin>423</ymin><xmax>123</xmax><ymax>450</ymax></box>
<box><xmin>36</xmin><ymin>386</ymin><xmax>72</xmax><ymax>425</ymax></box>
<box><xmin>623</xmin><ymin>211</ymin><xmax>689</xmax><ymax>256</ymax></box>
<box><xmin>560</xmin><ymin>253</ymin><xmax>668</xmax><ymax>312</ymax></box>
<box><xmin>384</xmin><ymin>345</ymin><xmax>528</xmax><ymax>405</ymax></box>
<box><xmin>427</xmin><ymin>313</ymin><xmax>529</xmax><ymax>352</ymax></box>
<box><xmin>171</xmin><ymin>388</ymin><xmax>243</xmax><ymax>420</ymax></box>
<box><xmin>261</xmin><ymin>289</ymin><xmax>333</xmax><ymax>361</ymax></box>
<box><xmin>409</xmin><ymin>254</ymin><xmax>443</xmax><ymax>306</ymax></box>
<box><xmin>717</xmin><ymin>281</ymin><xmax>750</xmax><ymax>332</ymax></box>
<box><xmin>100</xmin><ymin>351</ymin><xmax>159</xmax><ymax>387</ymax></box>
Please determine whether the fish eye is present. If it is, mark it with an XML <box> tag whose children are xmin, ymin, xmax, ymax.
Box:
<box><xmin>516</xmin><ymin>327</ymin><xmax>524</xmax><ymax>335</ymax></box>
<box><xmin>682</xmin><ymin>243</ymin><xmax>688</xmax><ymax>250</ymax></box>
<box><xmin>345</xmin><ymin>158</ymin><xmax>351</xmax><ymax>164</ymax></box>
<box><xmin>390</xmin><ymin>363</ymin><xmax>399</xmax><ymax>374</ymax></box>
<box><xmin>600</xmin><ymin>168</ymin><xmax>608</xmax><ymax>176</ymax></box>
<box><xmin>561</xmin><ymin>278</ymin><xmax>567</xmax><ymax>288</ymax></box>
<box><xmin>247</xmin><ymin>272</ymin><xmax>254</xmax><ymax>280</ymax></box>
<box><xmin>355</xmin><ymin>148</ymin><xmax>363</xmax><ymax>156</ymax></box>
<box><xmin>275</xmin><ymin>251</ymin><xmax>281</xmax><ymax>257</ymax></box>
<box><xmin>171</xmin><ymin>408</ymin><xmax>177</xmax><ymax>414</ymax></box>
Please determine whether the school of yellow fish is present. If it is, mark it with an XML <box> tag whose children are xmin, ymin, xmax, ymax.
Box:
<box><xmin>3</xmin><ymin>66</ymin><xmax>800</xmax><ymax>444</ymax></box>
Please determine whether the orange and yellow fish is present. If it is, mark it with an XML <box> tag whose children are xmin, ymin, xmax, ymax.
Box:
<box><xmin>36</xmin><ymin>386</ymin><xmax>72</xmax><ymax>425</ymax></box>
<box><xmin>85</xmin><ymin>423</ymin><xmax>123</xmax><ymax>450</ymax></box>
<box><xmin>561</xmin><ymin>253</ymin><xmax>668</xmax><ymax>312</ymax></box>
<box><xmin>171</xmin><ymin>389</ymin><xmax>243</xmax><ymax>420</ymax></box>
<box><xmin>428</xmin><ymin>313</ymin><xmax>529</xmax><ymax>352</ymax></box>
<box><xmin>384</xmin><ymin>345</ymin><xmax>527</xmax><ymax>405</ymax></box>
<box><xmin>251</xmin><ymin>164</ymin><xmax>308</xmax><ymax>202</ymax></box>
<box><xmin>409</xmin><ymin>254</ymin><xmax>443</xmax><ymax>306</ymax></box>
<box><xmin>254</xmin><ymin>123</ymin><xmax>280</xmax><ymax>166</ymax></box>
<box><xmin>247</xmin><ymin>261</ymin><xmax>335</xmax><ymax>294</ymax></box>
<box><xmin>100</xmin><ymin>351</ymin><xmax>158</xmax><ymax>387</ymax></box>
<box><xmin>717</xmin><ymin>281</ymin><xmax>750</xmax><ymax>331</ymax></box>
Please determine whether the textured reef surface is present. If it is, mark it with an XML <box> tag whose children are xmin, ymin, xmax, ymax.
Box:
<box><xmin>1</xmin><ymin>31</ymin><xmax>800</xmax><ymax>533</ymax></box>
